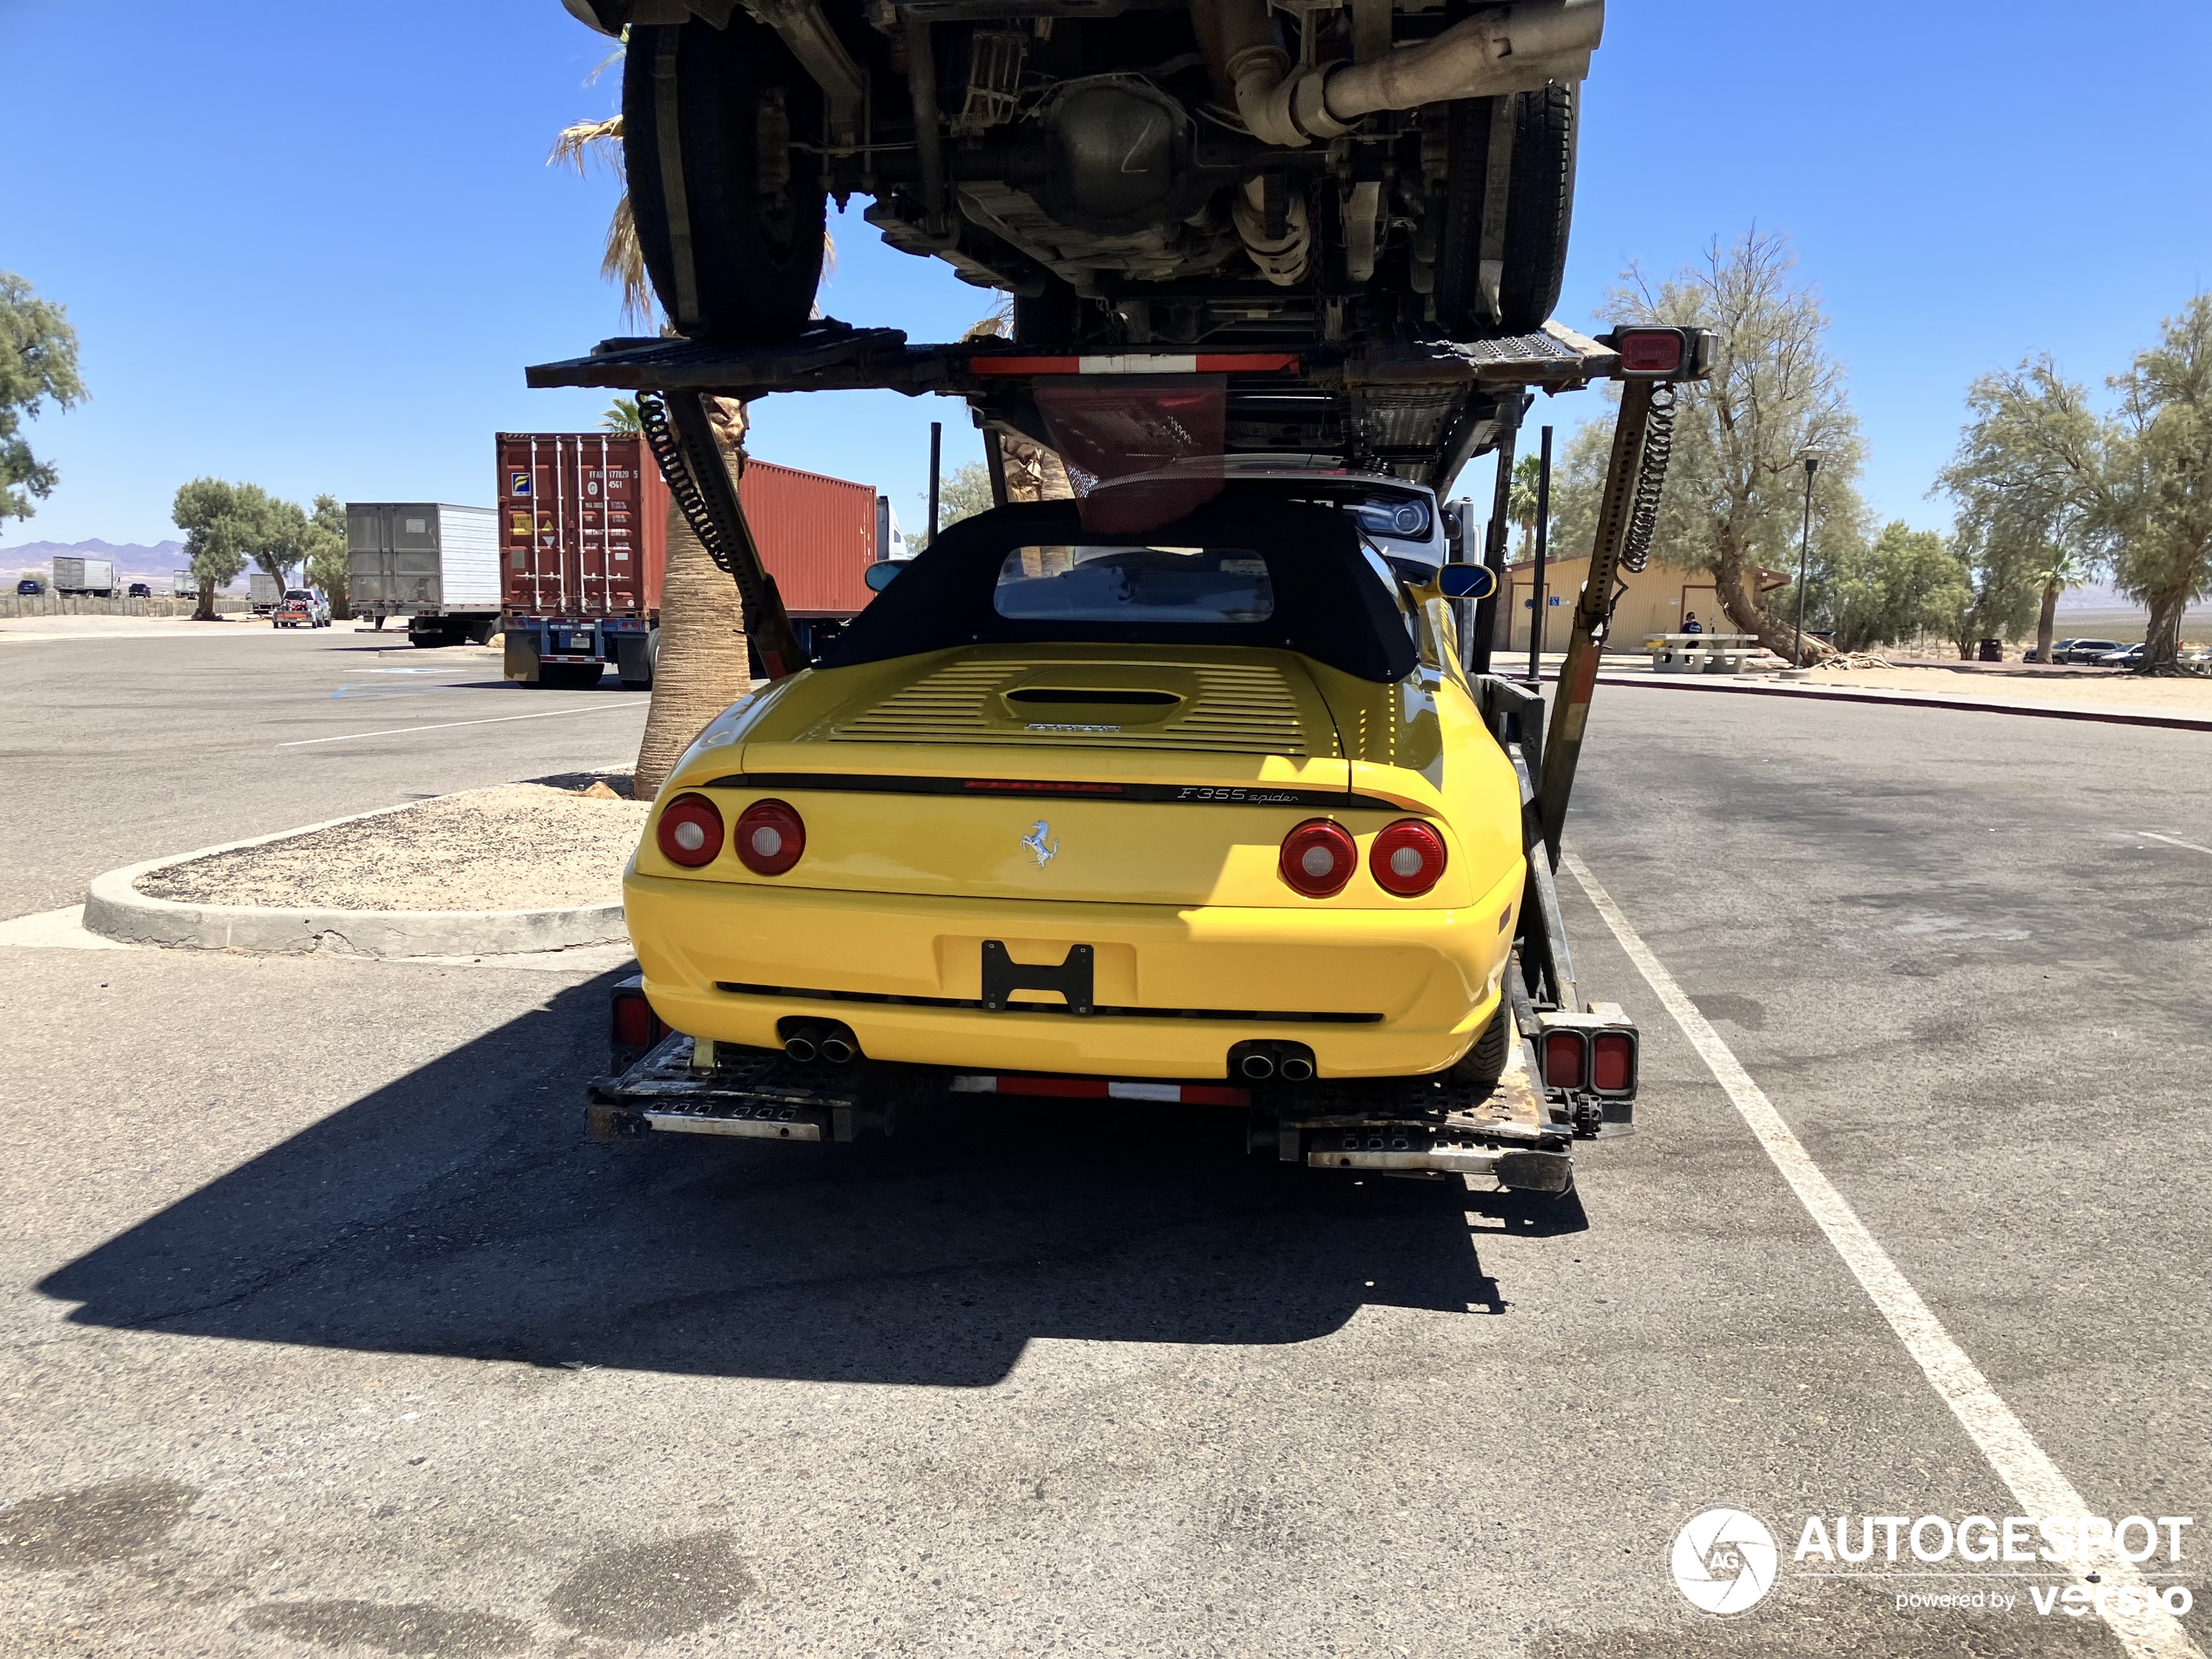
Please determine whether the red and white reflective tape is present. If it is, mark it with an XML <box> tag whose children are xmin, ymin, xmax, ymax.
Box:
<box><xmin>969</xmin><ymin>353</ymin><xmax>1299</xmax><ymax>377</ymax></box>
<box><xmin>949</xmin><ymin>1074</ymin><xmax>1251</xmax><ymax>1107</ymax></box>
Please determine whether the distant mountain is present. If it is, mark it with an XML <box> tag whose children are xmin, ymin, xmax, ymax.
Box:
<box><xmin>1</xmin><ymin>537</ymin><xmax>246</xmax><ymax>591</ymax></box>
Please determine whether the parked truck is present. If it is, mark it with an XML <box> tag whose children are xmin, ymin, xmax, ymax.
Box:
<box><xmin>347</xmin><ymin>502</ymin><xmax>501</xmax><ymax>645</ymax></box>
<box><xmin>496</xmin><ymin>433</ymin><xmax>880</xmax><ymax>690</ymax></box>
<box><xmin>53</xmin><ymin>556</ymin><xmax>117</xmax><ymax>597</ymax></box>
<box><xmin>172</xmin><ymin>570</ymin><xmax>199</xmax><ymax>600</ymax></box>
<box><xmin>248</xmin><ymin>572</ymin><xmax>280</xmax><ymax>615</ymax></box>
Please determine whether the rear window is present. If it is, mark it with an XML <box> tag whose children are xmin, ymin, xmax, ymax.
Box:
<box><xmin>994</xmin><ymin>545</ymin><xmax>1275</xmax><ymax>624</ymax></box>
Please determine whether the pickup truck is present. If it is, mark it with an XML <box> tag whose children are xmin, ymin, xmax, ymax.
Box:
<box><xmin>271</xmin><ymin>588</ymin><xmax>334</xmax><ymax>630</ymax></box>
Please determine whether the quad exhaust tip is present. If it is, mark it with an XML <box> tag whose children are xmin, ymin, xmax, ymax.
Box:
<box><xmin>1240</xmin><ymin>1051</ymin><xmax>1277</xmax><ymax>1081</ymax></box>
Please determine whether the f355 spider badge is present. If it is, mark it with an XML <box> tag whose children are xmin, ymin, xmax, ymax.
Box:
<box><xmin>1022</xmin><ymin>821</ymin><xmax>1059</xmax><ymax>867</ymax></box>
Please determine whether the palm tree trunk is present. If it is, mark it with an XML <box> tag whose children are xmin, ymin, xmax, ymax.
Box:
<box><xmin>2035</xmin><ymin>582</ymin><xmax>2060</xmax><ymax>665</ymax></box>
<box><xmin>633</xmin><ymin>401</ymin><xmax>753</xmax><ymax>799</ymax></box>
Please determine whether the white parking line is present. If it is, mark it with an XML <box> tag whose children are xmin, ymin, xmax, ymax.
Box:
<box><xmin>2139</xmin><ymin>831</ymin><xmax>2212</xmax><ymax>858</ymax></box>
<box><xmin>1561</xmin><ymin>848</ymin><xmax>2202</xmax><ymax>1659</ymax></box>
<box><xmin>278</xmin><ymin>700</ymin><xmax>647</xmax><ymax>747</ymax></box>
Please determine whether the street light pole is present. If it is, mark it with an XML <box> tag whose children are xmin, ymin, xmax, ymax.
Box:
<box><xmin>1794</xmin><ymin>453</ymin><xmax>1821</xmax><ymax>669</ymax></box>
<box><xmin>1527</xmin><ymin>424</ymin><xmax>1552</xmax><ymax>684</ymax></box>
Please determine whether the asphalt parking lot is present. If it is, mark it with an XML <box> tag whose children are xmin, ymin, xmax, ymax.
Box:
<box><xmin>0</xmin><ymin>620</ymin><xmax>647</xmax><ymax>921</ymax></box>
<box><xmin>1</xmin><ymin>635</ymin><xmax>2205</xmax><ymax>1657</ymax></box>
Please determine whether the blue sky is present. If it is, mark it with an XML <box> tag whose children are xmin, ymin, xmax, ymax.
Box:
<box><xmin>6</xmin><ymin>0</ymin><xmax>2210</xmax><ymax>551</ymax></box>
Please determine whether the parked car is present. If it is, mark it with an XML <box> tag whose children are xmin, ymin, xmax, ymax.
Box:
<box><xmin>127</xmin><ymin>582</ymin><xmax>152</xmax><ymax>598</ymax></box>
<box><xmin>2098</xmin><ymin>643</ymin><xmax>2147</xmax><ymax>668</ymax></box>
<box><xmin>272</xmin><ymin>588</ymin><xmax>334</xmax><ymax>629</ymax></box>
<box><xmin>2050</xmin><ymin>637</ymin><xmax>2121</xmax><ymax>664</ymax></box>
<box><xmin>16</xmin><ymin>578</ymin><xmax>42</xmax><ymax>596</ymax></box>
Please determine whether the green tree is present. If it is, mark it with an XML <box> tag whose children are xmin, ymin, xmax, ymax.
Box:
<box><xmin>1936</xmin><ymin>357</ymin><xmax>2102</xmax><ymax>659</ymax></box>
<box><xmin>1550</xmin><ymin>230</ymin><xmax>1866</xmax><ymax>662</ymax></box>
<box><xmin>1937</xmin><ymin>301</ymin><xmax>2212</xmax><ymax>671</ymax></box>
<box><xmin>253</xmin><ymin>496</ymin><xmax>310</xmax><ymax>596</ymax></box>
<box><xmin>303</xmin><ymin>494</ymin><xmax>350</xmax><ymax>617</ymax></box>
<box><xmin>1</xmin><ymin>272</ymin><xmax>87</xmax><ymax>523</ymax></box>
<box><xmin>172</xmin><ymin>479</ymin><xmax>267</xmax><ymax>621</ymax></box>
<box><xmin>602</xmin><ymin>396</ymin><xmax>642</xmax><ymax>433</ymax></box>
<box><xmin>1946</xmin><ymin>518</ymin><xmax>2047</xmax><ymax>659</ymax></box>
<box><xmin>1813</xmin><ymin>521</ymin><xmax>1972</xmax><ymax>652</ymax></box>
<box><xmin>915</xmin><ymin>461</ymin><xmax>995</xmax><ymax>547</ymax></box>
<box><xmin>2107</xmin><ymin>297</ymin><xmax>2212</xmax><ymax>668</ymax></box>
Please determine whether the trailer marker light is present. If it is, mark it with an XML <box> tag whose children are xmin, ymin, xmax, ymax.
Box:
<box><xmin>611</xmin><ymin>990</ymin><xmax>660</xmax><ymax>1050</ymax></box>
<box><xmin>657</xmin><ymin>793</ymin><xmax>724</xmax><ymax>867</ymax></box>
<box><xmin>1612</xmin><ymin>327</ymin><xmax>1689</xmax><ymax>376</ymax></box>
<box><xmin>1279</xmin><ymin>819</ymin><xmax>1357</xmax><ymax>898</ymax></box>
<box><xmin>735</xmin><ymin>799</ymin><xmax>806</xmax><ymax>875</ymax></box>
<box><xmin>1593</xmin><ymin>1031</ymin><xmax>1637</xmax><ymax>1094</ymax></box>
<box><xmin>1370</xmin><ymin>820</ymin><xmax>1447</xmax><ymax>897</ymax></box>
<box><xmin>1542</xmin><ymin>1030</ymin><xmax>1588</xmax><ymax>1091</ymax></box>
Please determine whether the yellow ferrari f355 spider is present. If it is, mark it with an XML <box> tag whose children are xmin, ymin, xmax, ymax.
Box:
<box><xmin>603</xmin><ymin>474</ymin><xmax>1633</xmax><ymax>1181</ymax></box>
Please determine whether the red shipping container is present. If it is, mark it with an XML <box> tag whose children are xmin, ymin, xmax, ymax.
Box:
<box><xmin>496</xmin><ymin>434</ymin><xmax>878</xmax><ymax>623</ymax></box>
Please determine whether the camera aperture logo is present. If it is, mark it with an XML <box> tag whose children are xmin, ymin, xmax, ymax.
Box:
<box><xmin>1672</xmin><ymin>1507</ymin><xmax>1780</xmax><ymax>1615</ymax></box>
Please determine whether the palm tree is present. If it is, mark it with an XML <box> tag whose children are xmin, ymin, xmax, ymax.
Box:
<box><xmin>602</xmin><ymin>396</ymin><xmax>642</xmax><ymax>434</ymax></box>
<box><xmin>553</xmin><ymin>91</ymin><xmax>753</xmax><ymax>799</ymax></box>
<box><xmin>2030</xmin><ymin>547</ymin><xmax>2089</xmax><ymax>666</ymax></box>
<box><xmin>1507</xmin><ymin>452</ymin><xmax>1543</xmax><ymax>561</ymax></box>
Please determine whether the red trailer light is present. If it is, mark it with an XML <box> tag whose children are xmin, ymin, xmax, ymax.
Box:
<box><xmin>1615</xmin><ymin>329</ymin><xmax>1685</xmax><ymax>375</ymax></box>
<box><xmin>1592</xmin><ymin>1031</ymin><xmax>1637</xmax><ymax>1094</ymax></box>
<box><xmin>734</xmin><ymin>799</ymin><xmax>806</xmax><ymax>875</ymax></box>
<box><xmin>1369</xmin><ymin>819</ymin><xmax>1447</xmax><ymax>896</ymax></box>
<box><xmin>611</xmin><ymin>988</ymin><xmax>660</xmax><ymax>1051</ymax></box>
<box><xmin>656</xmin><ymin>793</ymin><xmax>724</xmax><ymax>867</ymax></box>
<box><xmin>1278</xmin><ymin>819</ymin><xmax>1358</xmax><ymax>898</ymax></box>
<box><xmin>1542</xmin><ymin>1030</ymin><xmax>1588</xmax><ymax>1090</ymax></box>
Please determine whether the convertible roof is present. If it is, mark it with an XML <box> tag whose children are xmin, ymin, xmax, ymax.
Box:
<box><xmin>816</xmin><ymin>489</ymin><xmax>1419</xmax><ymax>684</ymax></box>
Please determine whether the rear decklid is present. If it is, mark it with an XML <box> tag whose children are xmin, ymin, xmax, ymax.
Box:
<box><xmin>738</xmin><ymin>643</ymin><xmax>1348</xmax><ymax>793</ymax></box>
<box><xmin>656</xmin><ymin>645</ymin><xmax>1499</xmax><ymax>910</ymax></box>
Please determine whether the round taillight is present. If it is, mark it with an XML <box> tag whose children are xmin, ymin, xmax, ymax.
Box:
<box><xmin>1278</xmin><ymin>819</ymin><xmax>1357</xmax><ymax>898</ymax></box>
<box><xmin>1370</xmin><ymin>819</ymin><xmax>1447</xmax><ymax>896</ymax></box>
<box><xmin>734</xmin><ymin>799</ymin><xmax>806</xmax><ymax>876</ymax></box>
<box><xmin>656</xmin><ymin>793</ymin><xmax>723</xmax><ymax>868</ymax></box>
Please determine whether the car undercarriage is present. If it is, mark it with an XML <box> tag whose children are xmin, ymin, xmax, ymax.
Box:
<box><xmin>563</xmin><ymin>0</ymin><xmax>1602</xmax><ymax>353</ymax></box>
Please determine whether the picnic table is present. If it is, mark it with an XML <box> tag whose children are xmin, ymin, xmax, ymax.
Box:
<box><xmin>1644</xmin><ymin>633</ymin><xmax>1762</xmax><ymax>675</ymax></box>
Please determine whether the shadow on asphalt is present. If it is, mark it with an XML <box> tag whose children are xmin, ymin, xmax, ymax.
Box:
<box><xmin>42</xmin><ymin>976</ymin><xmax>1560</xmax><ymax>1386</ymax></box>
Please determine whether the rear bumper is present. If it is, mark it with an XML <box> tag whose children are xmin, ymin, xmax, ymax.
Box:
<box><xmin>626</xmin><ymin>867</ymin><xmax>1520</xmax><ymax>1080</ymax></box>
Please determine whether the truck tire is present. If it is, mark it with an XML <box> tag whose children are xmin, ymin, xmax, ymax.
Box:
<box><xmin>617</xmin><ymin>626</ymin><xmax>658</xmax><ymax>691</ymax></box>
<box><xmin>1433</xmin><ymin>84</ymin><xmax>1577</xmax><ymax>338</ymax></box>
<box><xmin>623</xmin><ymin>19</ymin><xmax>827</xmax><ymax>343</ymax></box>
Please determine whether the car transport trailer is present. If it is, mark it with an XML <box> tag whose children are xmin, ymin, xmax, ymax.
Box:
<box><xmin>531</xmin><ymin>318</ymin><xmax>1709</xmax><ymax>1192</ymax></box>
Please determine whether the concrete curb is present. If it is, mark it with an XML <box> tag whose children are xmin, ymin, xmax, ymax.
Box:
<box><xmin>81</xmin><ymin>796</ymin><xmax>630</xmax><ymax>958</ymax></box>
<box><xmin>1581</xmin><ymin>671</ymin><xmax>2212</xmax><ymax>732</ymax></box>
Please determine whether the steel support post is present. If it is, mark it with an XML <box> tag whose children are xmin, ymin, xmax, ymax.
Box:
<box><xmin>1534</xmin><ymin>377</ymin><xmax>1658</xmax><ymax>861</ymax></box>
<box><xmin>1467</xmin><ymin>394</ymin><xmax>1524</xmax><ymax>676</ymax></box>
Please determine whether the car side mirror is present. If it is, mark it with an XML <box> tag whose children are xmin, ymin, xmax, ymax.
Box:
<box><xmin>1436</xmin><ymin>564</ymin><xmax>1496</xmax><ymax>601</ymax></box>
<box><xmin>863</xmin><ymin>560</ymin><xmax>904</xmax><ymax>593</ymax></box>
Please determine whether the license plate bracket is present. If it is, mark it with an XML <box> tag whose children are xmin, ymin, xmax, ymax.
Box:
<box><xmin>981</xmin><ymin>941</ymin><xmax>1096</xmax><ymax>1016</ymax></box>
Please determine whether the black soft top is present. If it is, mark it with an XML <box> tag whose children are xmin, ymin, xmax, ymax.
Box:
<box><xmin>817</xmin><ymin>489</ymin><xmax>1418</xmax><ymax>684</ymax></box>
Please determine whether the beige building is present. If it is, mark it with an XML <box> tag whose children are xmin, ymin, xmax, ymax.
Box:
<box><xmin>1494</xmin><ymin>554</ymin><xmax>1790</xmax><ymax>655</ymax></box>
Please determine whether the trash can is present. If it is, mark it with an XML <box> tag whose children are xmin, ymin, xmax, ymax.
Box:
<box><xmin>1979</xmin><ymin>637</ymin><xmax>2004</xmax><ymax>662</ymax></box>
